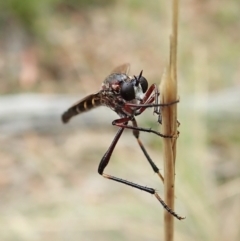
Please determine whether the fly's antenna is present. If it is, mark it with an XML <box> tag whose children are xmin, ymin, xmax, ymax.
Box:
<box><xmin>134</xmin><ymin>70</ymin><xmax>143</xmax><ymax>87</ymax></box>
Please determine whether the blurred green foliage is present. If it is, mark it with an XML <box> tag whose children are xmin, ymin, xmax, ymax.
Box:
<box><xmin>0</xmin><ymin>0</ymin><xmax>115</xmax><ymax>35</ymax></box>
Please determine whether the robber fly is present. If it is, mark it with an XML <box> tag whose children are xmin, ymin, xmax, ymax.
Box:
<box><xmin>62</xmin><ymin>64</ymin><xmax>183</xmax><ymax>220</ymax></box>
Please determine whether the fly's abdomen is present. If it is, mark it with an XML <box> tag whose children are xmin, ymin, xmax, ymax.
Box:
<box><xmin>62</xmin><ymin>94</ymin><xmax>101</xmax><ymax>123</ymax></box>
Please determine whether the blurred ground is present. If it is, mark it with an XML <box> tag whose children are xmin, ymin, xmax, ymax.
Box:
<box><xmin>0</xmin><ymin>0</ymin><xmax>240</xmax><ymax>241</ymax></box>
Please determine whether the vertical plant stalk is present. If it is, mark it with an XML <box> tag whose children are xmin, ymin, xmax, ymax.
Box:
<box><xmin>159</xmin><ymin>0</ymin><xmax>179</xmax><ymax>241</ymax></box>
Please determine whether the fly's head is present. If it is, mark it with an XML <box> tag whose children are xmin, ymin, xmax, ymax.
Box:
<box><xmin>120</xmin><ymin>70</ymin><xmax>148</xmax><ymax>102</ymax></box>
<box><xmin>102</xmin><ymin>71</ymin><xmax>148</xmax><ymax>103</ymax></box>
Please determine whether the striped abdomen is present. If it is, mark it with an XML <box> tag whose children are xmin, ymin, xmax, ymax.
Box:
<box><xmin>62</xmin><ymin>93</ymin><xmax>102</xmax><ymax>123</ymax></box>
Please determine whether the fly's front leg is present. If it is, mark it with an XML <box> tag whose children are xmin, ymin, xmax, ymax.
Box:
<box><xmin>153</xmin><ymin>84</ymin><xmax>162</xmax><ymax>123</ymax></box>
<box><xmin>135</xmin><ymin>83</ymin><xmax>161</xmax><ymax>122</ymax></box>
<box><xmin>125</xmin><ymin>83</ymin><xmax>179</xmax><ymax>124</ymax></box>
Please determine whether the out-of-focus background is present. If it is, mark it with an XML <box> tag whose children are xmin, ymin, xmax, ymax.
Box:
<box><xmin>0</xmin><ymin>0</ymin><xmax>239</xmax><ymax>240</ymax></box>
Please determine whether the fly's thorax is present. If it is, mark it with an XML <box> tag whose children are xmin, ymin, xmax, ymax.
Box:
<box><xmin>102</xmin><ymin>73</ymin><xmax>129</xmax><ymax>92</ymax></box>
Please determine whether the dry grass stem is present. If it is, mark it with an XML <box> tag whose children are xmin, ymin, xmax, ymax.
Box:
<box><xmin>159</xmin><ymin>0</ymin><xmax>179</xmax><ymax>241</ymax></box>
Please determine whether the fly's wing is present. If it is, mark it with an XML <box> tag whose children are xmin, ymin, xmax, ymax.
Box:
<box><xmin>111</xmin><ymin>63</ymin><xmax>130</xmax><ymax>74</ymax></box>
<box><xmin>62</xmin><ymin>92</ymin><xmax>101</xmax><ymax>123</ymax></box>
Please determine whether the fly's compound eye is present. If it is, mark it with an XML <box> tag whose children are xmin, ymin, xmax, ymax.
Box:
<box><xmin>139</xmin><ymin>76</ymin><xmax>148</xmax><ymax>93</ymax></box>
<box><xmin>120</xmin><ymin>82</ymin><xmax>135</xmax><ymax>101</ymax></box>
